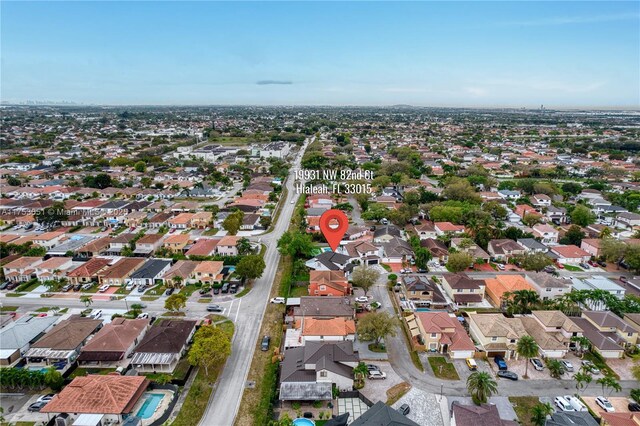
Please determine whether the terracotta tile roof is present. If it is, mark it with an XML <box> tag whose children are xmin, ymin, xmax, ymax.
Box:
<box><xmin>164</xmin><ymin>234</ymin><xmax>190</xmax><ymax>244</ymax></box>
<box><xmin>79</xmin><ymin>318</ymin><xmax>149</xmax><ymax>356</ymax></box>
<box><xmin>416</xmin><ymin>312</ymin><xmax>475</xmax><ymax>351</ymax></box>
<box><xmin>3</xmin><ymin>256</ymin><xmax>43</xmax><ymax>269</ymax></box>
<box><xmin>32</xmin><ymin>316</ymin><xmax>102</xmax><ymax>350</ymax></box>
<box><xmin>66</xmin><ymin>258</ymin><xmax>112</xmax><ymax>278</ymax></box>
<box><xmin>552</xmin><ymin>245</ymin><xmax>590</xmax><ymax>259</ymax></box>
<box><xmin>301</xmin><ymin>317</ymin><xmax>356</xmax><ymax>337</ymax></box>
<box><xmin>185</xmin><ymin>238</ymin><xmax>219</xmax><ymax>256</ymax></box>
<box><xmin>42</xmin><ymin>375</ymin><xmax>149</xmax><ymax>415</ymax></box>
<box><xmin>137</xmin><ymin>233</ymin><xmax>164</xmax><ymax>244</ymax></box>
<box><xmin>193</xmin><ymin>260</ymin><xmax>224</xmax><ymax>275</ymax></box>
<box><xmin>99</xmin><ymin>258</ymin><xmax>145</xmax><ymax>279</ymax></box>
<box><xmin>218</xmin><ymin>235</ymin><xmax>239</xmax><ymax>246</ymax></box>
<box><xmin>485</xmin><ymin>274</ymin><xmax>533</xmax><ymax>304</ymax></box>
<box><xmin>36</xmin><ymin>257</ymin><xmax>71</xmax><ymax>270</ymax></box>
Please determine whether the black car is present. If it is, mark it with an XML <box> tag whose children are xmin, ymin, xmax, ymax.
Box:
<box><xmin>366</xmin><ymin>364</ymin><xmax>380</xmax><ymax>372</ymax></box>
<box><xmin>230</xmin><ymin>284</ymin><xmax>238</xmax><ymax>294</ymax></box>
<box><xmin>73</xmin><ymin>283</ymin><xmax>82</xmax><ymax>291</ymax></box>
<box><xmin>6</xmin><ymin>282</ymin><xmax>18</xmax><ymax>290</ymax></box>
<box><xmin>221</xmin><ymin>283</ymin><xmax>230</xmax><ymax>293</ymax></box>
<box><xmin>213</xmin><ymin>287</ymin><xmax>220</xmax><ymax>295</ymax></box>
<box><xmin>598</xmin><ymin>260</ymin><xmax>607</xmax><ymax>267</ymax></box>
<box><xmin>416</xmin><ymin>269</ymin><xmax>428</xmax><ymax>273</ymax></box>
<box><xmin>199</xmin><ymin>288</ymin><xmax>210</xmax><ymax>295</ymax></box>
<box><xmin>629</xmin><ymin>402</ymin><xmax>640</xmax><ymax>412</ymax></box>
<box><xmin>165</xmin><ymin>288</ymin><xmax>175</xmax><ymax>296</ymax></box>
<box><xmin>261</xmin><ymin>335</ymin><xmax>271</xmax><ymax>351</ymax></box>
<box><xmin>497</xmin><ymin>370</ymin><xmax>518</xmax><ymax>381</ymax></box>
<box><xmin>399</xmin><ymin>404</ymin><xmax>410</xmax><ymax>415</ymax></box>
<box><xmin>207</xmin><ymin>304</ymin><xmax>223</xmax><ymax>312</ymax></box>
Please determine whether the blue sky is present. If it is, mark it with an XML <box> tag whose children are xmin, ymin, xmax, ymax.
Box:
<box><xmin>1</xmin><ymin>1</ymin><xmax>638</xmax><ymax>107</ymax></box>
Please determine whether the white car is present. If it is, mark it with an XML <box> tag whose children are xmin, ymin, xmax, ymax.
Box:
<box><xmin>554</xmin><ymin>396</ymin><xmax>575</xmax><ymax>412</ymax></box>
<box><xmin>125</xmin><ymin>282</ymin><xmax>136</xmax><ymax>291</ymax></box>
<box><xmin>137</xmin><ymin>313</ymin><xmax>149</xmax><ymax>319</ymax></box>
<box><xmin>560</xmin><ymin>360</ymin><xmax>574</xmax><ymax>372</ymax></box>
<box><xmin>564</xmin><ymin>395</ymin><xmax>587</xmax><ymax>412</ymax></box>
<box><xmin>98</xmin><ymin>284</ymin><xmax>110</xmax><ymax>293</ymax></box>
<box><xmin>90</xmin><ymin>310</ymin><xmax>102</xmax><ymax>319</ymax></box>
<box><xmin>270</xmin><ymin>297</ymin><xmax>286</xmax><ymax>304</ymax></box>
<box><xmin>355</xmin><ymin>296</ymin><xmax>369</xmax><ymax>303</ymax></box>
<box><xmin>368</xmin><ymin>371</ymin><xmax>387</xmax><ymax>380</ymax></box>
<box><xmin>595</xmin><ymin>396</ymin><xmax>615</xmax><ymax>412</ymax></box>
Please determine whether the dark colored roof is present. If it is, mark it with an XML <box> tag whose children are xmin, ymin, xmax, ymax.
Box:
<box><xmin>129</xmin><ymin>259</ymin><xmax>172</xmax><ymax>279</ymax></box>
<box><xmin>452</xmin><ymin>402</ymin><xmax>518</xmax><ymax>426</ymax></box>
<box><xmin>442</xmin><ymin>273</ymin><xmax>482</xmax><ymax>290</ymax></box>
<box><xmin>373</xmin><ymin>225</ymin><xmax>402</xmax><ymax>239</ymax></box>
<box><xmin>350</xmin><ymin>401</ymin><xmax>419</xmax><ymax>426</ymax></box>
<box><xmin>402</xmin><ymin>276</ymin><xmax>447</xmax><ymax>304</ymax></box>
<box><xmin>294</xmin><ymin>297</ymin><xmax>355</xmax><ymax>318</ymax></box>
<box><xmin>545</xmin><ymin>411</ymin><xmax>599</xmax><ymax>426</ymax></box>
<box><xmin>280</xmin><ymin>341</ymin><xmax>358</xmax><ymax>384</ymax></box>
<box><xmin>133</xmin><ymin>319</ymin><xmax>196</xmax><ymax>354</ymax></box>
<box><xmin>570</xmin><ymin>317</ymin><xmax>624</xmax><ymax>352</ymax></box>
<box><xmin>31</xmin><ymin>316</ymin><xmax>102</xmax><ymax>350</ymax></box>
<box><xmin>314</xmin><ymin>251</ymin><xmax>351</xmax><ymax>270</ymax></box>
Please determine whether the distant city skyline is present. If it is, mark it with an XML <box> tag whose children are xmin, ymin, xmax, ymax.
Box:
<box><xmin>1</xmin><ymin>1</ymin><xmax>638</xmax><ymax>108</ymax></box>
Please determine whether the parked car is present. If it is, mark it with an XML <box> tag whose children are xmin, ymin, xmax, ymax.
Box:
<box><xmin>207</xmin><ymin>304</ymin><xmax>223</xmax><ymax>312</ymax></box>
<box><xmin>137</xmin><ymin>285</ymin><xmax>147</xmax><ymax>293</ymax></box>
<box><xmin>560</xmin><ymin>360</ymin><xmax>574</xmax><ymax>372</ymax></box>
<box><xmin>81</xmin><ymin>283</ymin><xmax>93</xmax><ymax>291</ymax></box>
<box><xmin>98</xmin><ymin>284</ymin><xmax>110</xmax><ymax>293</ymax></box>
<box><xmin>581</xmin><ymin>360</ymin><xmax>600</xmax><ymax>375</ymax></box>
<box><xmin>0</xmin><ymin>281</ymin><xmax>9</xmax><ymax>290</ymax></box>
<box><xmin>399</xmin><ymin>404</ymin><xmax>410</xmax><ymax>416</ymax></box>
<box><xmin>465</xmin><ymin>358</ymin><xmax>478</xmax><ymax>371</ymax></box>
<box><xmin>221</xmin><ymin>283</ymin><xmax>230</xmax><ymax>293</ymax></box>
<box><xmin>230</xmin><ymin>284</ymin><xmax>238</xmax><ymax>294</ymax></box>
<box><xmin>61</xmin><ymin>284</ymin><xmax>72</xmax><ymax>292</ymax></box>
<box><xmin>494</xmin><ymin>356</ymin><xmax>507</xmax><ymax>371</ymax></box>
<box><xmin>37</xmin><ymin>394</ymin><xmax>55</xmax><ymax>403</ymax></box>
<box><xmin>416</xmin><ymin>268</ymin><xmax>428</xmax><ymax>273</ymax></box>
<box><xmin>620</xmin><ymin>276</ymin><xmax>629</xmax><ymax>283</ymax></box>
<box><xmin>554</xmin><ymin>396</ymin><xmax>575</xmax><ymax>412</ymax></box>
<box><xmin>165</xmin><ymin>288</ymin><xmax>175</xmax><ymax>296</ymax></box>
<box><xmin>28</xmin><ymin>401</ymin><xmax>48</xmax><ymax>412</ymax></box>
<box><xmin>595</xmin><ymin>396</ymin><xmax>615</xmax><ymax>412</ymax></box>
<box><xmin>137</xmin><ymin>313</ymin><xmax>149</xmax><ymax>319</ymax></box>
<box><xmin>270</xmin><ymin>297</ymin><xmax>286</xmax><ymax>304</ymax></box>
<box><xmin>497</xmin><ymin>263</ymin><xmax>506</xmax><ymax>271</ymax></box>
<box><xmin>368</xmin><ymin>371</ymin><xmax>386</xmax><ymax>380</ymax></box>
<box><xmin>628</xmin><ymin>402</ymin><xmax>640</xmax><ymax>412</ymax></box>
<box><xmin>530</xmin><ymin>358</ymin><xmax>544</xmax><ymax>371</ymax></box>
<box><xmin>366</xmin><ymin>364</ymin><xmax>380</xmax><ymax>372</ymax></box>
<box><xmin>565</xmin><ymin>395</ymin><xmax>587</xmax><ymax>411</ymax></box>
<box><xmin>556</xmin><ymin>263</ymin><xmax>565</xmax><ymax>269</ymax></box>
<box><xmin>579</xmin><ymin>263</ymin><xmax>590</xmax><ymax>270</ymax></box>
<box><xmin>597</xmin><ymin>260</ymin><xmax>607</xmax><ymax>267</ymax></box>
<box><xmin>125</xmin><ymin>282</ymin><xmax>136</xmax><ymax>291</ymax></box>
<box><xmin>355</xmin><ymin>296</ymin><xmax>369</xmax><ymax>303</ymax></box>
<box><xmin>497</xmin><ymin>370</ymin><xmax>518</xmax><ymax>381</ymax></box>
<box><xmin>213</xmin><ymin>287</ymin><xmax>220</xmax><ymax>295</ymax></box>
<box><xmin>261</xmin><ymin>335</ymin><xmax>271</xmax><ymax>351</ymax></box>
<box><xmin>90</xmin><ymin>310</ymin><xmax>102</xmax><ymax>319</ymax></box>
<box><xmin>73</xmin><ymin>283</ymin><xmax>82</xmax><ymax>291</ymax></box>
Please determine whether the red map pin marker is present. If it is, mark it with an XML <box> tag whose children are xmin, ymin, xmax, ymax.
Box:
<box><xmin>320</xmin><ymin>209</ymin><xmax>349</xmax><ymax>252</ymax></box>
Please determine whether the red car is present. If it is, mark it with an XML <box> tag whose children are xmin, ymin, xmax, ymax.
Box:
<box><xmin>556</xmin><ymin>263</ymin><xmax>565</xmax><ymax>269</ymax></box>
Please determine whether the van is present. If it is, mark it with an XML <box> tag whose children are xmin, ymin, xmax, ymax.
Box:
<box><xmin>465</xmin><ymin>358</ymin><xmax>478</xmax><ymax>371</ymax></box>
<box><xmin>564</xmin><ymin>395</ymin><xmax>587</xmax><ymax>412</ymax></box>
<box><xmin>221</xmin><ymin>283</ymin><xmax>230</xmax><ymax>293</ymax></box>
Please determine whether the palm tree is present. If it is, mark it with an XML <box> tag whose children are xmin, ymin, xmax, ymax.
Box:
<box><xmin>571</xmin><ymin>336</ymin><xmax>592</xmax><ymax>357</ymax></box>
<box><xmin>511</xmin><ymin>289</ymin><xmax>540</xmax><ymax>314</ymax></box>
<box><xmin>237</xmin><ymin>237</ymin><xmax>252</xmax><ymax>255</ymax></box>
<box><xmin>80</xmin><ymin>295</ymin><xmax>93</xmax><ymax>307</ymax></box>
<box><xmin>530</xmin><ymin>402</ymin><xmax>554</xmax><ymax>426</ymax></box>
<box><xmin>597</xmin><ymin>375</ymin><xmax>622</xmax><ymax>396</ymax></box>
<box><xmin>466</xmin><ymin>371</ymin><xmax>498</xmax><ymax>405</ymax></box>
<box><xmin>574</xmin><ymin>370</ymin><xmax>593</xmax><ymax>394</ymax></box>
<box><xmin>547</xmin><ymin>359</ymin><xmax>564</xmax><ymax>379</ymax></box>
<box><xmin>516</xmin><ymin>335</ymin><xmax>538</xmax><ymax>379</ymax></box>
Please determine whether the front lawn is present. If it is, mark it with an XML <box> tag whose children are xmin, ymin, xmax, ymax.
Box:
<box><xmin>0</xmin><ymin>305</ymin><xmax>18</xmax><ymax>312</ymax></box>
<box><xmin>288</xmin><ymin>285</ymin><xmax>309</xmax><ymax>298</ymax></box>
<box><xmin>563</xmin><ymin>264</ymin><xmax>583</xmax><ymax>272</ymax></box>
<box><xmin>428</xmin><ymin>356</ymin><xmax>460</xmax><ymax>380</ymax></box>
<box><xmin>235</xmin><ymin>288</ymin><xmax>251</xmax><ymax>298</ymax></box>
<box><xmin>69</xmin><ymin>367</ymin><xmax>116</xmax><ymax>378</ymax></box>
<box><xmin>509</xmin><ymin>396</ymin><xmax>540</xmax><ymax>426</ymax></box>
<box><xmin>179</xmin><ymin>284</ymin><xmax>198</xmax><ymax>297</ymax></box>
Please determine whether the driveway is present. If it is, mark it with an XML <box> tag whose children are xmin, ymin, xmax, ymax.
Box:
<box><xmin>582</xmin><ymin>396</ymin><xmax>630</xmax><ymax>416</ymax></box>
<box><xmin>391</xmin><ymin>388</ymin><xmax>445</xmax><ymax>426</ymax></box>
<box><xmin>453</xmin><ymin>358</ymin><xmax>494</xmax><ymax>383</ymax></box>
<box><xmin>359</xmin><ymin>361</ymin><xmax>403</xmax><ymax>404</ymax></box>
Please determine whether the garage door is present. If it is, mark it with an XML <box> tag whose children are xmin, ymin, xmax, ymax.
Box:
<box><xmin>487</xmin><ymin>351</ymin><xmax>506</xmax><ymax>358</ymax></box>
<box><xmin>367</xmin><ymin>259</ymin><xmax>379</xmax><ymax>265</ymax></box>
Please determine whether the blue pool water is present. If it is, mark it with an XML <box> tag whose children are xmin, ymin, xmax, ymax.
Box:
<box><xmin>136</xmin><ymin>393</ymin><xmax>164</xmax><ymax>419</ymax></box>
<box><xmin>293</xmin><ymin>419</ymin><xmax>315</xmax><ymax>426</ymax></box>
<box><xmin>416</xmin><ymin>308</ymin><xmax>431</xmax><ymax>312</ymax></box>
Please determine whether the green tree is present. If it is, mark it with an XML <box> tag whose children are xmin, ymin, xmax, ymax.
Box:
<box><xmin>522</xmin><ymin>213</ymin><xmax>541</xmax><ymax>227</ymax></box>
<box><xmin>35</xmin><ymin>201</ymin><xmax>68</xmax><ymax>228</ymax></box>
<box><xmin>600</xmin><ymin>238</ymin><xmax>628</xmax><ymax>265</ymax></box>
<box><xmin>597</xmin><ymin>375</ymin><xmax>622</xmax><ymax>396</ymax></box>
<box><xmin>44</xmin><ymin>366</ymin><xmax>64</xmax><ymax>391</ymax></box>
<box><xmin>570</xmin><ymin>205</ymin><xmax>596</xmax><ymax>227</ymax></box>
<box><xmin>235</xmin><ymin>255</ymin><xmax>266</xmax><ymax>281</ymax></box>
<box><xmin>222</xmin><ymin>210</ymin><xmax>244</xmax><ymax>235</ymax></box>
<box><xmin>165</xmin><ymin>293</ymin><xmax>187</xmax><ymax>312</ymax></box>
<box><xmin>516</xmin><ymin>335</ymin><xmax>539</xmax><ymax>379</ymax></box>
<box><xmin>277</xmin><ymin>231</ymin><xmax>315</xmax><ymax>259</ymax></box>
<box><xmin>83</xmin><ymin>173</ymin><xmax>112</xmax><ymax>189</ymax></box>
<box><xmin>625</xmin><ymin>244</ymin><xmax>640</xmax><ymax>273</ymax></box>
<box><xmin>574</xmin><ymin>370</ymin><xmax>593</xmax><ymax>394</ymax></box>
<box><xmin>414</xmin><ymin>247</ymin><xmax>432</xmax><ymax>270</ymax></box>
<box><xmin>134</xmin><ymin>161</ymin><xmax>146</xmax><ymax>173</ymax></box>
<box><xmin>357</xmin><ymin>311</ymin><xmax>398</xmax><ymax>350</ymax></box>
<box><xmin>547</xmin><ymin>359</ymin><xmax>564</xmax><ymax>379</ymax></box>
<box><xmin>130</xmin><ymin>303</ymin><xmax>144</xmax><ymax>318</ymax></box>
<box><xmin>237</xmin><ymin>237</ymin><xmax>253</xmax><ymax>255</ymax></box>
<box><xmin>561</xmin><ymin>182</ymin><xmax>583</xmax><ymax>196</ymax></box>
<box><xmin>442</xmin><ymin>178</ymin><xmax>481</xmax><ymax>203</ymax></box>
<box><xmin>559</xmin><ymin>225</ymin><xmax>585</xmax><ymax>246</ymax></box>
<box><xmin>188</xmin><ymin>325</ymin><xmax>232</xmax><ymax>376</ymax></box>
<box><xmin>530</xmin><ymin>402</ymin><xmax>554</xmax><ymax>426</ymax></box>
<box><xmin>446</xmin><ymin>252</ymin><xmax>473</xmax><ymax>273</ymax></box>
<box><xmin>466</xmin><ymin>371</ymin><xmax>498</xmax><ymax>405</ymax></box>
<box><xmin>520</xmin><ymin>252</ymin><xmax>553</xmax><ymax>272</ymax></box>
<box><xmin>80</xmin><ymin>295</ymin><xmax>93</xmax><ymax>307</ymax></box>
<box><xmin>351</xmin><ymin>264</ymin><xmax>379</xmax><ymax>296</ymax></box>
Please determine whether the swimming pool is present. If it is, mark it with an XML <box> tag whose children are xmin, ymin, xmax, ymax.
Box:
<box><xmin>416</xmin><ymin>308</ymin><xmax>431</xmax><ymax>312</ymax></box>
<box><xmin>136</xmin><ymin>393</ymin><xmax>164</xmax><ymax>419</ymax></box>
<box><xmin>292</xmin><ymin>419</ymin><xmax>315</xmax><ymax>426</ymax></box>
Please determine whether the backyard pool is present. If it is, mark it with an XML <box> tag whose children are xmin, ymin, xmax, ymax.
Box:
<box><xmin>293</xmin><ymin>419</ymin><xmax>315</xmax><ymax>426</ymax></box>
<box><xmin>136</xmin><ymin>393</ymin><xmax>164</xmax><ymax>419</ymax></box>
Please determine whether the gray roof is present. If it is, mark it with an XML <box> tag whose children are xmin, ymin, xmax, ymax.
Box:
<box><xmin>570</xmin><ymin>317</ymin><xmax>624</xmax><ymax>352</ymax></box>
<box><xmin>517</xmin><ymin>238</ymin><xmax>549</xmax><ymax>251</ymax></box>
<box><xmin>373</xmin><ymin>225</ymin><xmax>402</xmax><ymax>239</ymax></box>
<box><xmin>545</xmin><ymin>411</ymin><xmax>599</xmax><ymax>426</ymax></box>
<box><xmin>47</xmin><ymin>236</ymin><xmax>95</xmax><ymax>255</ymax></box>
<box><xmin>311</xmin><ymin>251</ymin><xmax>352</xmax><ymax>271</ymax></box>
<box><xmin>350</xmin><ymin>401</ymin><xmax>419</xmax><ymax>426</ymax></box>
<box><xmin>129</xmin><ymin>259</ymin><xmax>172</xmax><ymax>279</ymax></box>
<box><xmin>0</xmin><ymin>315</ymin><xmax>58</xmax><ymax>350</ymax></box>
<box><xmin>294</xmin><ymin>297</ymin><xmax>355</xmax><ymax>318</ymax></box>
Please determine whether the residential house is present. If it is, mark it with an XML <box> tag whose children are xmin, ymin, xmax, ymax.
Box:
<box><xmin>440</xmin><ymin>273</ymin><xmax>486</xmax><ymax>307</ymax></box>
<box><xmin>407</xmin><ymin>312</ymin><xmax>475</xmax><ymax>359</ymax></box>
<box><xmin>41</xmin><ymin>375</ymin><xmax>150</xmax><ymax>424</ymax></box>
<box><xmin>134</xmin><ymin>234</ymin><xmax>164</xmax><ymax>256</ymax></box>
<box><xmin>3</xmin><ymin>256</ymin><xmax>43</xmax><ymax>282</ymax></box>
<box><xmin>420</xmin><ymin>238</ymin><xmax>449</xmax><ymax>263</ymax></box>
<box><xmin>292</xmin><ymin>297</ymin><xmax>355</xmax><ymax>321</ymax></box>
<box><xmin>402</xmin><ymin>275</ymin><xmax>448</xmax><ymax>309</ymax></box>
<box><xmin>190</xmin><ymin>211</ymin><xmax>213</xmax><ymax>229</ymax></box>
<box><xmin>241</xmin><ymin>213</ymin><xmax>261</xmax><ymax>230</ymax></box>
<box><xmin>531</xmin><ymin>193</ymin><xmax>552</xmax><ymax>207</ymax></box>
<box><xmin>450</xmin><ymin>238</ymin><xmax>490</xmax><ymax>262</ymax></box>
<box><xmin>341</xmin><ymin>240</ymin><xmax>382</xmax><ymax>266</ymax></box>
<box><xmin>570</xmin><ymin>316</ymin><xmax>625</xmax><ymax>359</ymax></box>
<box><xmin>520</xmin><ymin>311</ymin><xmax>583</xmax><ymax>358</ymax></box>
<box><xmin>297</xmin><ymin>317</ymin><xmax>356</xmax><ymax>345</ymax></box>
<box><xmin>517</xmin><ymin>238</ymin><xmax>549</xmax><ymax>254</ymax></box>
<box><xmin>25</xmin><ymin>316</ymin><xmax>102</xmax><ymax>372</ymax></box>
<box><xmin>76</xmin><ymin>236</ymin><xmax>111</xmax><ymax>258</ymax></box>
<box><xmin>381</xmin><ymin>237</ymin><xmax>414</xmax><ymax>263</ymax></box>
<box><xmin>582</xmin><ymin>310</ymin><xmax>638</xmax><ymax>348</ymax></box>
<box><xmin>485</xmin><ymin>274</ymin><xmax>535</xmax><ymax>307</ymax></box>
<box><xmin>532</xmin><ymin>224</ymin><xmax>559</xmax><ymax>245</ymax></box>
<box><xmin>279</xmin><ymin>341</ymin><xmax>360</xmax><ymax>401</ymax></box>
<box><xmin>34</xmin><ymin>256</ymin><xmax>73</xmax><ymax>281</ymax></box>
<box><xmin>168</xmin><ymin>213</ymin><xmax>194</xmax><ymax>229</ymax></box>
<box><xmin>128</xmin><ymin>259</ymin><xmax>172</xmax><ymax>287</ymax></box>
<box><xmin>305</xmin><ymin>251</ymin><xmax>352</xmax><ymax>273</ymax></box>
<box><xmin>162</xmin><ymin>260</ymin><xmax>198</xmax><ymax>286</ymax></box>
<box><xmin>498</xmin><ymin>190</ymin><xmax>521</xmax><ymax>200</ymax></box>
<box><xmin>216</xmin><ymin>235</ymin><xmax>239</xmax><ymax>256</ymax></box>
<box><xmin>351</xmin><ymin>401</ymin><xmax>419</xmax><ymax>425</ymax></box>
<box><xmin>31</xmin><ymin>231</ymin><xmax>65</xmax><ymax>250</ymax></box>
<box><xmin>185</xmin><ymin>238</ymin><xmax>219</xmax><ymax>257</ymax></box>
<box><xmin>580</xmin><ymin>239</ymin><xmax>603</xmax><ymax>258</ymax></box>
<box><xmin>0</xmin><ymin>316</ymin><xmax>58</xmax><ymax>366</ymax></box>
<box><xmin>163</xmin><ymin>234</ymin><xmax>191</xmax><ymax>253</ymax></box>
<box><xmin>192</xmin><ymin>260</ymin><xmax>224</xmax><ymax>285</ymax></box>
<box><xmin>545</xmin><ymin>412</ymin><xmax>598</xmax><ymax>426</ymax></box>
<box><xmin>616</xmin><ymin>212</ymin><xmax>640</xmax><ymax>230</ymax></box>
<box><xmin>372</xmin><ymin>225</ymin><xmax>402</xmax><ymax>243</ymax></box>
<box><xmin>130</xmin><ymin>319</ymin><xmax>197</xmax><ymax>372</ymax></box>
<box><xmin>66</xmin><ymin>258</ymin><xmax>112</xmax><ymax>286</ymax></box>
<box><xmin>434</xmin><ymin>222</ymin><xmax>466</xmax><ymax>236</ymax></box>
<box><xmin>551</xmin><ymin>245</ymin><xmax>591</xmax><ymax>265</ymax></box>
<box><xmin>77</xmin><ymin>318</ymin><xmax>150</xmax><ymax>366</ymax></box>
<box><xmin>467</xmin><ymin>312</ymin><xmax>527</xmax><ymax>360</ymax></box>
<box><xmin>546</xmin><ymin>205</ymin><xmax>568</xmax><ymax>224</ymax></box>
<box><xmin>487</xmin><ymin>239</ymin><xmax>526</xmax><ymax>261</ymax></box>
<box><xmin>98</xmin><ymin>258</ymin><xmax>145</xmax><ymax>287</ymax></box>
<box><xmin>572</xmin><ymin>276</ymin><xmax>625</xmax><ymax>310</ymax></box>
<box><xmin>106</xmin><ymin>233</ymin><xmax>136</xmax><ymax>256</ymax></box>
<box><xmin>308</xmin><ymin>270</ymin><xmax>351</xmax><ymax>296</ymax></box>
<box><xmin>451</xmin><ymin>402</ymin><xmax>518</xmax><ymax>426</ymax></box>
<box><xmin>524</xmin><ymin>272</ymin><xmax>571</xmax><ymax>300</ymax></box>
<box><xmin>414</xmin><ymin>222</ymin><xmax>437</xmax><ymax>240</ymax></box>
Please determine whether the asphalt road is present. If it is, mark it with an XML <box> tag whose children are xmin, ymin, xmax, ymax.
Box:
<box><xmin>198</xmin><ymin>139</ymin><xmax>310</xmax><ymax>426</ymax></box>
